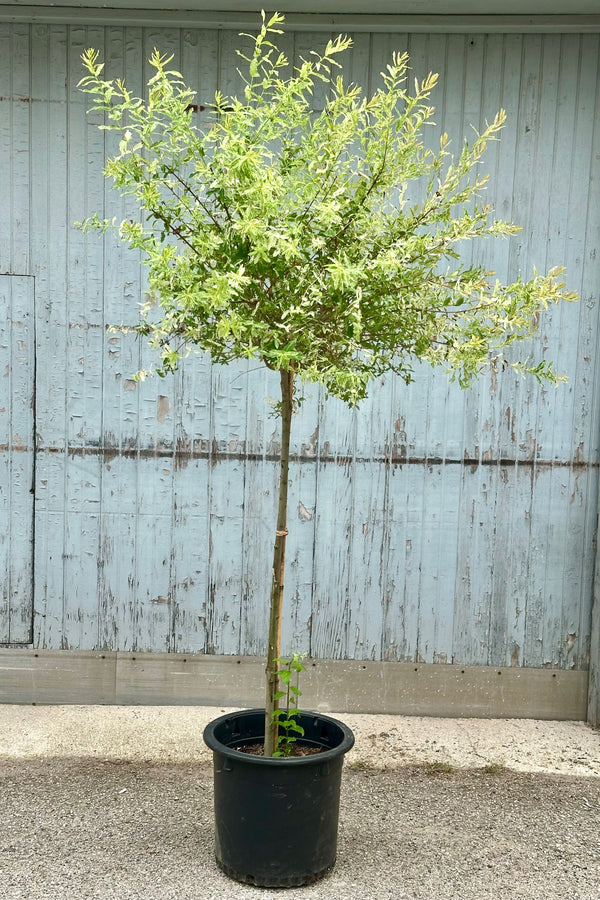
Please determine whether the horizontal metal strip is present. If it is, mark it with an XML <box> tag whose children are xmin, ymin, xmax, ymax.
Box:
<box><xmin>34</xmin><ymin>444</ymin><xmax>599</xmax><ymax>468</ymax></box>
<box><xmin>0</xmin><ymin>649</ymin><xmax>588</xmax><ymax>720</ymax></box>
<box><xmin>0</xmin><ymin>272</ymin><xmax>34</xmax><ymax>278</ymax></box>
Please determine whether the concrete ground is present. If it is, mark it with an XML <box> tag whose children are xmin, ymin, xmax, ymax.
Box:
<box><xmin>0</xmin><ymin>706</ymin><xmax>599</xmax><ymax>900</ymax></box>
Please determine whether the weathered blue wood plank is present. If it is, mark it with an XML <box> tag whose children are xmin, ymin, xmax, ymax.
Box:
<box><xmin>310</xmin><ymin>459</ymin><xmax>353</xmax><ymax>659</ymax></box>
<box><xmin>0</xmin><ymin>27</ymin><xmax>29</xmax><ymax>276</ymax></box>
<box><xmin>32</xmin><ymin>507</ymin><xmax>65</xmax><ymax>648</ymax></box>
<box><xmin>0</xmin><ymin>277</ymin><xmax>34</xmax><ymax>643</ymax></box>
<box><xmin>181</xmin><ymin>25</ymin><xmax>219</xmax><ymax>111</ymax></box>
<box><xmin>240</xmin><ymin>457</ymin><xmax>276</xmax><ymax>656</ymax></box>
<box><xmin>170</xmin><ymin>459</ymin><xmax>211</xmax><ymax>653</ymax></box>
<box><xmin>280</xmin><ymin>459</ymin><xmax>317</xmax><ymax>655</ymax></box>
<box><xmin>125</xmin><ymin>459</ymin><xmax>172</xmax><ymax>651</ymax></box>
<box><xmin>97</xmin><ymin>509</ymin><xmax>137</xmax><ymax>650</ymax></box>
<box><xmin>207</xmin><ymin>455</ymin><xmax>245</xmax><ymax>654</ymax></box>
<box><xmin>62</xmin><ymin>510</ymin><xmax>101</xmax><ymax>649</ymax></box>
<box><xmin>421</xmin><ymin>464</ymin><xmax>463</xmax><ymax>663</ymax></box>
<box><xmin>346</xmin><ymin>460</ymin><xmax>388</xmax><ymax>660</ymax></box>
<box><xmin>0</xmin><ymin>30</ymin><xmax>11</xmax><ymax>273</ymax></box>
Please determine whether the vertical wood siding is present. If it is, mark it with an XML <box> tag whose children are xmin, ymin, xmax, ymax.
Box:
<box><xmin>0</xmin><ymin>276</ymin><xmax>35</xmax><ymax>644</ymax></box>
<box><xmin>1</xmin><ymin>25</ymin><xmax>598</xmax><ymax>666</ymax></box>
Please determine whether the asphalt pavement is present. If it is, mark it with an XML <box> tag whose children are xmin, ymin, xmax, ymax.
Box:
<box><xmin>1</xmin><ymin>706</ymin><xmax>599</xmax><ymax>900</ymax></box>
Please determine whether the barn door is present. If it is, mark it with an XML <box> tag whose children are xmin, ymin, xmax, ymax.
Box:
<box><xmin>0</xmin><ymin>275</ymin><xmax>35</xmax><ymax>644</ymax></box>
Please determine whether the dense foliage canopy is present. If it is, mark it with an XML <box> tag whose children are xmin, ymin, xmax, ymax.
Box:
<box><xmin>79</xmin><ymin>12</ymin><xmax>575</xmax><ymax>406</ymax></box>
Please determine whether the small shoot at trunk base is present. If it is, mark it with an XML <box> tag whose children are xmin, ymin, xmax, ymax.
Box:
<box><xmin>271</xmin><ymin>653</ymin><xmax>307</xmax><ymax>757</ymax></box>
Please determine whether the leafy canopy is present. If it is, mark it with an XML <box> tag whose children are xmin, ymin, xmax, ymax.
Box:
<box><xmin>78</xmin><ymin>12</ymin><xmax>576</xmax><ymax>405</ymax></box>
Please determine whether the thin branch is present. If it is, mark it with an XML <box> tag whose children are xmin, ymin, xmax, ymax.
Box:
<box><xmin>163</xmin><ymin>164</ymin><xmax>225</xmax><ymax>232</ymax></box>
<box><xmin>310</xmin><ymin>136</ymin><xmax>390</xmax><ymax>264</ymax></box>
<box><xmin>149</xmin><ymin>207</ymin><xmax>202</xmax><ymax>257</ymax></box>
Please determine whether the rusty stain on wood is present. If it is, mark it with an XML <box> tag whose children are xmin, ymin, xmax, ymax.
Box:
<box><xmin>31</xmin><ymin>443</ymin><xmax>600</xmax><ymax>468</ymax></box>
<box><xmin>157</xmin><ymin>395</ymin><xmax>170</xmax><ymax>423</ymax></box>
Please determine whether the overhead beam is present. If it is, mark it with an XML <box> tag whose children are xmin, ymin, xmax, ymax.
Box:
<box><xmin>0</xmin><ymin>8</ymin><xmax>598</xmax><ymax>31</ymax></box>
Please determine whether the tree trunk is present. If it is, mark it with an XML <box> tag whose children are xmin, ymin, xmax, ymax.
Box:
<box><xmin>264</xmin><ymin>368</ymin><xmax>294</xmax><ymax>757</ymax></box>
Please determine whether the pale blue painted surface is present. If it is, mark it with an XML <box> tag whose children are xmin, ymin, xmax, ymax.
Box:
<box><xmin>0</xmin><ymin>24</ymin><xmax>598</xmax><ymax>668</ymax></box>
<box><xmin>0</xmin><ymin>276</ymin><xmax>35</xmax><ymax>644</ymax></box>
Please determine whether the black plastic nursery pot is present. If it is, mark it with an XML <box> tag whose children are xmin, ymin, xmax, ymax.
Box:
<box><xmin>203</xmin><ymin>708</ymin><xmax>355</xmax><ymax>888</ymax></box>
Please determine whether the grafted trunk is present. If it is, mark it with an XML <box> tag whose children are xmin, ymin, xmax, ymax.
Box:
<box><xmin>264</xmin><ymin>368</ymin><xmax>294</xmax><ymax>757</ymax></box>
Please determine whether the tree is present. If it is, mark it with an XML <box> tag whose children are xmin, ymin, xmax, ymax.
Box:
<box><xmin>78</xmin><ymin>12</ymin><xmax>576</xmax><ymax>756</ymax></box>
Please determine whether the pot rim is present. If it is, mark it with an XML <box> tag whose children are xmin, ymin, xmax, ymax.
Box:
<box><xmin>203</xmin><ymin>707</ymin><xmax>355</xmax><ymax>766</ymax></box>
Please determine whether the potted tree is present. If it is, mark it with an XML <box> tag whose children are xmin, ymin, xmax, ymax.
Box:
<box><xmin>78</xmin><ymin>12</ymin><xmax>576</xmax><ymax>887</ymax></box>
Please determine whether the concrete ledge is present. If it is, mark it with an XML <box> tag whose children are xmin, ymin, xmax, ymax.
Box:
<box><xmin>0</xmin><ymin>649</ymin><xmax>588</xmax><ymax>720</ymax></box>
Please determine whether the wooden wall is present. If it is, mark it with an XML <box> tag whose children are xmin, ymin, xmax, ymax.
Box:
<box><xmin>1</xmin><ymin>24</ymin><xmax>599</xmax><ymax>670</ymax></box>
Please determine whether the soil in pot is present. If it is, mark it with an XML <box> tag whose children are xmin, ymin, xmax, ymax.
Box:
<box><xmin>236</xmin><ymin>742</ymin><xmax>325</xmax><ymax>757</ymax></box>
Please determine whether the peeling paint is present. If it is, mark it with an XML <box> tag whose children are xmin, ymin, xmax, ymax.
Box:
<box><xmin>301</xmin><ymin>426</ymin><xmax>319</xmax><ymax>457</ymax></box>
<box><xmin>298</xmin><ymin>501</ymin><xmax>313</xmax><ymax>521</ymax></box>
<box><xmin>157</xmin><ymin>395</ymin><xmax>171</xmax><ymax>423</ymax></box>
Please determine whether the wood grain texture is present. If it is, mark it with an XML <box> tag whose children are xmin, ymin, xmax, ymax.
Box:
<box><xmin>0</xmin><ymin>276</ymin><xmax>34</xmax><ymax>644</ymax></box>
<box><xmin>0</xmin><ymin>649</ymin><xmax>589</xmax><ymax>721</ymax></box>
<box><xmin>0</xmin><ymin>25</ymin><xmax>598</xmax><ymax>678</ymax></box>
